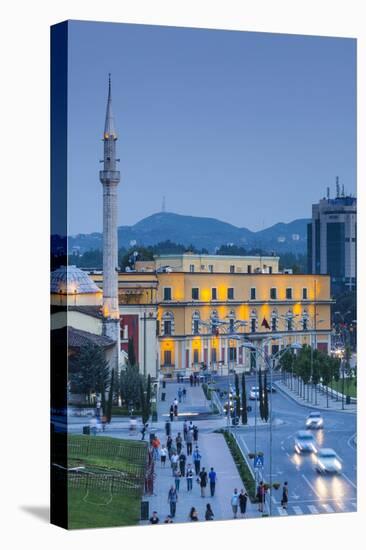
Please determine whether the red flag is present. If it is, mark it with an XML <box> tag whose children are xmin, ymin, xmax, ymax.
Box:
<box><xmin>261</xmin><ymin>317</ymin><xmax>270</xmax><ymax>330</ymax></box>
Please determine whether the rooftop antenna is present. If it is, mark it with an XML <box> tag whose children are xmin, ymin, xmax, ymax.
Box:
<box><xmin>326</xmin><ymin>186</ymin><xmax>330</xmax><ymax>201</ymax></box>
<box><xmin>162</xmin><ymin>195</ymin><xmax>166</xmax><ymax>213</ymax></box>
<box><xmin>341</xmin><ymin>184</ymin><xmax>345</xmax><ymax>197</ymax></box>
<box><xmin>336</xmin><ymin>176</ymin><xmax>340</xmax><ymax>198</ymax></box>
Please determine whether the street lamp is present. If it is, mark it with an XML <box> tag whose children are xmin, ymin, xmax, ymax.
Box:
<box><xmin>240</xmin><ymin>339</ymin><xmax>301</xmax><ymax>517</ymax></box>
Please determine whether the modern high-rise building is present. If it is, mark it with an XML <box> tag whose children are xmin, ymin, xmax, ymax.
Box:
<box><xmin>307</xmin><ymin>182</ymin><xmax>356</xmax><ymax>293</ymax></box>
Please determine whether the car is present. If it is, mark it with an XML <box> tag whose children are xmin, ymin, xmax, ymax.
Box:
<box><xmin>294</xmin><ymin>430</ymin><xmax>318</xmax><ymax>454</ymax></box>
<box><xmin>249</xmin><ymin>386</ymin><xmax>260</xmax><ymax>400</ymax></box>
<box><xmin>315</xmin><ymin>448</ymin><xmax>342</xmax><ymax>474</ymax></box>
<box><xmin>266</xmin><ymin>384</ymin><xmax>276</xmax><ymax>393</ymax></box>
<box><xmin>306</xmin><ymin>411</ymin><xmax>324</xmax><ymax>429</ymax></box>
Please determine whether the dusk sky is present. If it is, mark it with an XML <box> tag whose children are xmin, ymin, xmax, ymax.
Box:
<box><xmin>68</xmin><ymin>21</ymin><xmax>356</xmax><ymax>236</ymax></box>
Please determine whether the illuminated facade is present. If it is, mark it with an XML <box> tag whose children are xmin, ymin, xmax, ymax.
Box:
<box><xmin>90</xmin><ymin>254</ymin><xmax>332</xmax><ymax>377</ymax></box>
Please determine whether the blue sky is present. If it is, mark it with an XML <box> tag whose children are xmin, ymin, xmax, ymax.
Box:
<box><xmin>67</xmin><ymin>21</ymin><xmax>356</xmax><ymax>235</ymax></box>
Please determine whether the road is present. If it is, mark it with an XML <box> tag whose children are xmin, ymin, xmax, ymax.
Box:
<box><xmin>215</xmin><ymin>374</ymin><xmax>357</xmax><ymax>517</ymax></box>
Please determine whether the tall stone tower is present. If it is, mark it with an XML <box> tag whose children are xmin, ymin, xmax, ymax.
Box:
<box><xmin>100</xmin><ymin>75</ymin><xmax>120</xmax><ymax>369</ymax></box>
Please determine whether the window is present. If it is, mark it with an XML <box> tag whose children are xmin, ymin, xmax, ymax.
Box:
<box><xmin>250</xmin><ymin>287</ymin><xmax>256</xmax><ymax>300</ymax></box>
<box><xmin>163</xmin><ymin>350</ymin><xmax>172</xmax><ymax>366</ymax></box>
<box><xmin>302</xmin><ymin>288</ymin><xmax>308</xmax><ymax>300</ymax></box>
<box><xmin>269</xmin><ymin>266</ymin><xmax>273</xmax><ymax>274</ymax></box>
<box><xmin>164</xmin><ymin>320</ymin><xmax>172</xmax><ymax>335</ymax></box>
<box><xmin>251</xmin><ymin>318</ymin><xmax>256</xmax><ymax>333</ymax></box>
<box><xmin>230</xmin><ymin>265</ymin><xmax>235</xmax><ymax>273</ymax></box>
<box><xmin>287</xmin><ymin>318</ymin><xmax>293</xmax><ymax>331</ymax></box>
<box><xmin>229</xmin><ymin>318</ymin><xmax>235</xmax><ymax>333</ymax></box>
<box><xmin>286</xmin><ymin>288</ymin><xmax>293</xmax><ymax>300</ymax></box>
<box><xmin>211</xmin><ymin>287</ymin><xmax>217</xmax><ymax>300</ymax></box>
<box><xmin>271</xmin><ymin>317</ymin><xmax>277</xmax><ymax>331</ymax></box>
<box><xmin>247</xmin><ymin>265</ymin><xmax>252</xmax><ymax>274</ymax></box>
<box><xmin>189</xmin><ymin>264</ymin><xmax>195</xmax><ymax>272</ymax></box>
<box><xmin>193</xmin><ymin>319</ymin><xmax>200</xmax><ymax>335</ymax></box>
<box><xmin>270</xmin><ymin>287</ymin><xmax>277</xmax><ymax>300</ymax></box>
<box><xmin>163</xmin><ymin>287</ymin><xmax>172</xmax><ymax>301</ymax></box>
<box><xmin>229</xmin><ymin>347</ymin><xmax>237</xmax><ymax>362</ymax></box>
<box><xmin>208</xmin><ymin>264</ymin><xmax>214</xmax><ymax>273</ymax></box>
<box><xmin>211</xmin><ymin>348</ymin><xmax>217</xmax><ymax>363</ymax></box>
<box><xmin>192</xmin><ymin>288</ymin><xmax>199</xmax><ymax>300</ymax></box>
<box><xmin>193</xmin><ymin>349</ymin><xmax>199</xmax><ymax>364</ymax></box>
<box><xmin>302</xmin><ymin>318</ymin><xmax>308</xmax><ymax>331</ymax></box>
<box><xmin>227</xmin><ymin>288</ymin><xmax>234</xmax><ymax>300</ymax></box>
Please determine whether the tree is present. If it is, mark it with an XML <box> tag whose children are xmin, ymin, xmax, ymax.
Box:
<box><xmin>241</xmin><ymin>372</ymin><xmax>248</xmax><ymax>425</ymax></box>
<box><xmin>70</xmin><ymin>343</ymin><xmax>110</xmax><ymax>405</ymax></box>
<box><xmin>234</xmin><ymin>373</ymin><xmax>240</xmax><ymax>423</ymax></box>
<box><xmin>127</xmin><ymin>337</ymin><xmax>136</xmax><ymax>366</ymax></box>
<box><xmin>258</xmin><ymin>368</ymin><xmax>264</xmax><ymax>420</ymax></box>
<box><xmin>263</xmin><ymin>371</ymin><xmax>269</xmax><ymax>422</ymax></box>
<box><xmin>120</xmin><ymin>364</ymin><xmax>142</xmax><ymax>409</ymax></box>
<box><xmin>106</xmin><ymin>368</ymin><xmax>114</xmax><ymax>423</ymax></box>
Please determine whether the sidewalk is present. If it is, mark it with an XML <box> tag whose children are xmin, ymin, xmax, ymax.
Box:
<box><xmin>276</xmin><ymin>380</ymin><xmax>357</xmax><ymax>414</ymax></box>
<box><xmin>141</xmin><ymin>381</ymin><xmax>260</xmax><ymax>524</ymax></box>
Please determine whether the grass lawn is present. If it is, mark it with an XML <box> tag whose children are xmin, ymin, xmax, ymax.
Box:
<box><xmin>329</xmin><ymin>378</ymin><xmax>357</xmax><ymax>398</ymax></box>
<box><xmin>67</xmin><ymin>434</ymin><xmax>146</xmax><ymax>529</ymax></box>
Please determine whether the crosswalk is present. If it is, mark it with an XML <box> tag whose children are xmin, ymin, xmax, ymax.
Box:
<box><xmin>275</xmin><ymin>501</ymin><xmax>357</xmax><ymax>517</ymax></box>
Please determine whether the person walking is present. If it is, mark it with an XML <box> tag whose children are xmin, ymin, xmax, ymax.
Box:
<box><xmin>186</xmin><ymin>428</ymin><xmax>193</xmax><ymax>456</ymax></box>
<box><xmin>178</xmin><ymin>387</ymin><xmax>183</xmax><ymax>403</ymax></box>
<box><xmin>176</xmin><ymin>433</ymin><xmax>183</xmax><ymax>454</ymax></box>
<box><xmin>193</xmin><ymin>446</ymin><xmax>202</xmax><ymax>476</ymax></box>
<box><xmin>239</xmin><ymin>489</ymin><xmax>248</xmax><ymax>517</ymax></box>
<box><xmin>189</xmin><ymin>507</ymin><xmax>199</xmax><ymax>521</ymax></box>
<box><xmin>174</xmin><ymin>403</ymin><xmax>178</xmax><ymax>418</ymax></box>
<box><xmin>179</xmin><ymin>451</ymin><xmax>187</xmax><ymax>477</ymax></box>
<box><xmin>208</xmin><ymin>467</ymin><xmax>217</xmax><ymax>497</ymax></box>
<box><xmin>231</xmin><ymin>488</ymin><xmax>239</xmax><ymax>519</ymax></box>
<box><xmin>168</xmin><ymin>486</ymin><xmax>178</xmax><ymax>518</ymax></box>
<box><xmin>160</xmin><ymin>445</ymin><xmax>168</xmax><ymax>467</ymax></box>
<box><xmin>193</xmin><ymin>425</ymin><xmax>199</xmax><ymax>443</ymax></box>
<box><xmin>140</xmin><ymin>423</ymin><xmax>148</xmax><ymax>441</ymax></box>
<box><xmin>257</xmin><ymin>481</ymin><xmax>266</xmax><ymax>513</ymax></box>
<box><xmin>205</xmin><ymin>503</ymin><xmax>214</xmax><ymax>521</ymax></box>
<box><xmin>182</xmin><ymin>387</ymin><xmax>187</xmax><ymax>402</ymax></box>
<box><xmin>170</xmin><ymin>451</ymin><xmax>179</xmax><ymax>474</ymax></box>
<box><xmin>165</xmin><ymin>420</ymin><xmax>171</xmax><ymax>436</ymax></box>
<box><xmin>183</xmin><ymin>420</ymin><xmax>188</xmax><ymax>442</ymax></box>
<box><xmin>189</xmin><ymin>374</ymin><xmax>194</xmax><ymax>387</ymax></box>
<box><xmin>199</xmin><ymin>467</ymin><xmax>208</xmax><ymax>497</ymax></box>
<box><xmin>166</xmin><ymin>435</ymin><xmax>173</xmax><ymax>458</ymax></box>
<box><xmin>174</xmin><ymin>469</ymin><xmax>181</xmax><ymax>492</ymax></box>
<box><xmin>169</xmin><ymin>405</ymin><xmax>174</xmax><ymax>422</ymax></box>
<box><xmin>186</xmin><ymin>464</ymin><xmax>194</xmax><ymax>492</ymax></box>
<box><xmin>281</xmin><ymin>481</ymin><xmax>289</xmax><ymax>510</ymax></box>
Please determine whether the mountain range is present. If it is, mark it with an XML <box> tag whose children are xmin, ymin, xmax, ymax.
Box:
<box><xmin>68</xmin><ymin>212</ymin><xmax>310</xmax><ymax>255</ymax></box>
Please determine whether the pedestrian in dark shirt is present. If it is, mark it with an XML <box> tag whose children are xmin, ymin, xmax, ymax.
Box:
<box><xmin>182</xmin><ymin>387</ymin><xmax>187</xmax><ymax>401</ymax></box>
<box><xmin>239</xmin><ymin>489</ymin><xmax>248</xmax><ymax>517</ymax></box>
<box><xmin>169</xmin><ymin>405</ymin><xmax>174</xmax><ymax>422</ymax></box>
<box><xmin>281</xmin><ymin>481</ymin><xmax>288</xmax><ymax>509</ymax></box>
<box><xmin>199</xmin><ymin>467</ymin><xmax>208</xmax><ymax>497</ymax></box>
<box><xmin>190</xmin><ymin>374</ymin><xmax>194</xmax><ymax>387</ymax></box>
<box><xmin>179</xmin><ymin>451</ymin><xmax>187</xmax><ymax>477</ymax></box>
<box><xmin>205</xmin><ymin>503</ymin><xmax>214</xmax><ymax>521</ymax></box>
<box><xmin>176</xmin><ymin>432</ymin><xmax>183</xmax><ymax>454</ymax></box>
<box><xmin>149</xmin><ymin>511</ymin><xmax>159</xmax><ymax>524</ymax></box>
<box><xmin>189</xmin><ymin>507</ymin><xmax>199</xmax><ymax>521</ymax></box>
<box><xmin>186</xmin><ymin>464</ymin><xmax>194</xmax><ymax>491</ymax></box>
<box><xmin>168</xmin><ymin>486</ymin><xmax>178</xmax><ymax>518</ymax></box>
<box><xmin>193</xmin><ymin>425</ymin><xmax>199</xmax><ymax>443</ymax></box>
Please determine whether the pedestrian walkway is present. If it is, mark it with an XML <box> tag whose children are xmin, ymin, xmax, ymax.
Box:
<box><xmin>276</xmin><ymin>380</ymin><xmax>356</xmax><ymax>414</ymax></box>
<box><xmin>141</xmin><ymin>381</ymin><xmax>259</xmax><ymax>524</ymax></box>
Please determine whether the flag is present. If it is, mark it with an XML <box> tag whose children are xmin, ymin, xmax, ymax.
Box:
<box><xmin>261</xmin><ymin>317</ymin><xmax>270</xmax><ymax>330</ymax></box>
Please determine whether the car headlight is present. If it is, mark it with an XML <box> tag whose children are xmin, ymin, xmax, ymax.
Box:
<box><xmin>334</xmin><ymin>460</ymin><xmax>342</xmax><ymax>470</ymax></box>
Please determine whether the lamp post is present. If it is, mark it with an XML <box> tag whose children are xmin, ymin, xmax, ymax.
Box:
<box><xmin>238</xmin><ymin>339</ymin><xmax>301</xmax><ymax>516</ymax></box>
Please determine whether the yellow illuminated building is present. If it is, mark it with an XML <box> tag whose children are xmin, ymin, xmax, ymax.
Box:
<box><xmin>92</xmin><ymin>254</ymin><xmax>332</xmax><ymax>376</ymax></box>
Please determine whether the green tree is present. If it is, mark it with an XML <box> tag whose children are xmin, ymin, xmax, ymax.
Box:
<box><xmin>70</xmin><ymin>343</ymin><xmax>110</xmax><ymax>405</ymax></box>
<box><xmin>106</xmin><ymin>368</ymin><xmax>114</xmax><ymax>423</ymax></box>
<box><xmin>127</xmin><ymin>337</ymin><xmax>136</xmax><ymax>366</ymax></box>
<box><xmin>234</xmin><ymin>373</ymin><xmax>240</xmax><ymax>423</ymax></box>
<box><xmin>119</xmin><ymin>364</ymin><xmax>142</xmax><ymax>409</ymax></box>
<box><xmin>263</xmin><ymin>371</ymin><xmax>269</xmax><ymax>422</ymax></box>
<box><xmin>258</xmin><ymin>368</ymin><xmax>264</xmax><ymax>420</ymax></box>
<box><xmin>241</xmin><ymin>372</ymin><xmax>248</xmax><ymax>425</ymax></box>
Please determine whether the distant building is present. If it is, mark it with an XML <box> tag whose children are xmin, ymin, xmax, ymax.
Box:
<box><xmin>307</xmin><ymin>187</ymin><xmax>356</xmax><ymax>293</ymax></box>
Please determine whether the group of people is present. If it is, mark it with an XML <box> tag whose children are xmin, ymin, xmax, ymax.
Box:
<box><xmin>255</xmin><ymin>480</ymin><xmax>289</xmax><ymax>513</ymax></box>
<box><xmin>149</xmin><ymin>503</ymin><xmax>214</xmax><ymax>524</ymax></box>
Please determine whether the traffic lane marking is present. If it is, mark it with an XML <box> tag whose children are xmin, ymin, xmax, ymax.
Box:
<box><xmin>301</xmin><ymin>474</ymin><xmax>322</xmax><ymax>499</ymax></box>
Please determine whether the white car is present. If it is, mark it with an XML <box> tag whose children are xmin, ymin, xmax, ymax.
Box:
<box><xmin>315</xmin><ymin>448</ymin><xmax>342</xmax><ymax>474</ymax></box>
<box><xmin>294</xmin><ymin>431</ymin><xmax>317</xmax><ymax>454</ymax></box>
<box><xmin>249</xmin><ymin>386</ymin><xmax>260</xmax><ymax>400</ymax></box>
<box><xmin>306</xmin><ymin>412</ymin><xmax>324</xmax><ymax>429</ymax></box>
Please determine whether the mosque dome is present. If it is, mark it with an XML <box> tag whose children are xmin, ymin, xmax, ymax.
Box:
<box><xmin>51</xmin><ymin>265</ymin><xmax>102</xmax><ymax>295</ymax></box>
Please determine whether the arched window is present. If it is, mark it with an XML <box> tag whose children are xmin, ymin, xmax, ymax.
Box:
<box><xmin>192</xmin><ymin>311</ymin><xmax>200</xmax><ymax>335</ymax></box>
<box><xmin>162</xmin><ymin>311</ymin><xmax>174</xmax><ymax>336</ymax></box>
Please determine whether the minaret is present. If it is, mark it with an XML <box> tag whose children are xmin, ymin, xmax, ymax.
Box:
<box><xmin>100</xmin><ymin>75</ymin><xmax>120</xmax><ymax>367</ymax></box>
